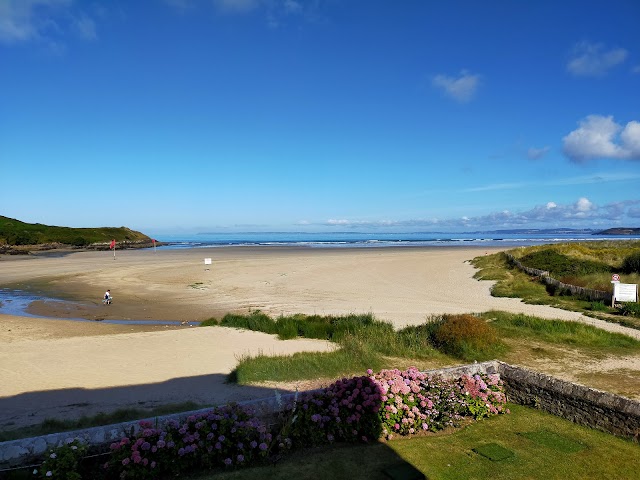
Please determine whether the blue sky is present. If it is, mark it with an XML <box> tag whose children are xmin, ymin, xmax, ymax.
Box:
<box><xmin>1</xmin><ymin>0</ymin><xmax>639</xmax><ymax>235</ymax></box>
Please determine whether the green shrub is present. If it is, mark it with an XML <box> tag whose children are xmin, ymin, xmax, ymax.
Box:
<box><xmin>37</xmin><ymin>439</ymin><xmax>88</xmax><ymax>480</ymax></box>
<box><xmin>220</xmin><ymin>310</ymin><xmax>278</xmax><ymax>334</ymax></box>
<box><xmin>588</xmin><ymin>301</ymin><xmax>609</xmax><ymax>312</ymax></box>
<box><xmin>619</xmin><ymin>302</ymin><xmax>640</xmax><ymax>318</ymax></box>
<box><xmin>426</xmin><ymin>314</ymin><xmax>504</xmax><ymax>361</ymax></box>
<box><xmin>621</xmin><ymin>251</ymin><xmax>640</xmax><ymax>274</ymax></box>
<box><xmin>71</xmin><ymin>236</ymin><xmax>89</xmax><ymax>247</ymax></box>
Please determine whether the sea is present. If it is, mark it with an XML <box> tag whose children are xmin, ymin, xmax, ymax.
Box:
<box><xmin>154</xmin><ymin>231</ymin><xmax>640</xmax><ymax>250</ymax></box>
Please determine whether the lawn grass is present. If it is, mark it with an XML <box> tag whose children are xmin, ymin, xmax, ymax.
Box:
<box><xmin>189</xmin><ymin>404</ymin><xmax>640</xmax><ymax>480</ymax></box>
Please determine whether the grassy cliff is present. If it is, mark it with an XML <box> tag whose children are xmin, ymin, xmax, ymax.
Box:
<box><xmin>0</xmin><ymin>215</ymin><xmax>152</xmax><ymax>248</ymax></box>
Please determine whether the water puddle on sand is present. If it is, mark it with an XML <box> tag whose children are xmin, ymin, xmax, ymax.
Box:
<box><xmin>0</xmin><ymin>288</ymin><xmax>200</xmax><ymax>326</ymax></box>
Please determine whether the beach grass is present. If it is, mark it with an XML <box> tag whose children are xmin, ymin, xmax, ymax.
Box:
<box><xmin>229</xmin><ymin>336</ymin><xmax>386</xmax><ymax>384</ymax></box>
<box><xmin>222</xmin><ymin>312</ymin><xmax>454</xmax><ymax>384</ymax></box>
<box><xmin>188</xmin><ymin>404</ymin><xmax>640</xmax><ymax>480</ymax></box>
<box><xmin>471</xmin><ymin>249</ymin><xmax>640</xmax><ymax>329</ymax></box>
<box><xmin>482</xmin><ymin>311</ymin><xmax>640</xmax><ymax>352</ymax></box>
<box><xmin>213</xmin><ymin>310</ymin><xmax>640</xmax><ymax>386</ymax></box>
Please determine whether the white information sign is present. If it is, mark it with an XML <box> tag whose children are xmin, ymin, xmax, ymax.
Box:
<box><xmin>204</xmin><ymin>258</ymin><xmax>212</xmax><ymax>265</ymax></box>
<box><xmin>613</xmin><ymin>283</ymin><xmax>638</xmax><ymax>303</ymax></box>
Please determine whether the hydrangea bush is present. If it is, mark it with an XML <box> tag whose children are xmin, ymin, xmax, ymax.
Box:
<box><xmin>36</xmin><ymin>439</ymin><xmax>87</xmax><ymax>480</ymax></box>
<box><xmin>283</xmin><ymin>375</ymin><xmax>384</xmax><ymax>445</ymax></box>
<box><xmin>372</xmin><ymin>367</ymin><xmax>470</xmax><ymax>438</ymax></box>
<box><xmin>104</xmin><ymin>404</ymin><xmax>283</xmax><ymax>479</ymax></box>
<box><xmin>457</xmin><ymin>373</ymin><xmax>509</xmax><ymax>419</ymax></box>
<box><xmin>63</xmin><ymin>368</ymin><xmax>508</xmax><ymax>479</ymax></box>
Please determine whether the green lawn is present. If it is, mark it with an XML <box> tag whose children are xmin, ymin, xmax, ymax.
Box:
<box><xmin>190</xmin><ymin>404</ymin><xmax>639</xmax><ymax>480</ymax></box>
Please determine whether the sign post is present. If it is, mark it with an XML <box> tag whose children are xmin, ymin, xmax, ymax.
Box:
<box><xmin>611</xmin><ymin>274</ymin><xmax>620</xmax><ymax>307</ymax></box>
<box><xmin>611</xmin><ymin>274</ymin><xmax>638</xmax><ymax>306</ymax></box>
<box><xmin>204</xmin><ymin>258</ymin><xmax>212</xmax><ymax>271</ymax></box>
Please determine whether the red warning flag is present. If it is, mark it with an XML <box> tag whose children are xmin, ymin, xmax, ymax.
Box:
<box><xmin>109</xmin><ymin>239</ymin><xmax>116</xmax><ymax>249</ymax></box>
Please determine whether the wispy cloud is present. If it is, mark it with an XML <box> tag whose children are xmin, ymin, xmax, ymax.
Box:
<box><xmin>319</xmin><ymin>198</ymin><xmax>640</xmax><ymax>230</ymax></box>
<box><xmin>163</xmin><ymin>0</ymin><xmax>195</xmax><ymax>11</ymax></box>
<box><xmin>213</xmin><ymin>0</ymin><xmax>260</xmax><ymax>14</ymax></box>
<box><xmin>527</xmin><ymin>146</ymin><xmax>550</xmax><ymax>160</ymax></box>
<box><xmin>74</xmin><ymin>14</ymin><xmax>96</xmax><ymax>40</ymax></box>
<box><xmin>0</xmin><ymin>0</ymin><xmax>99</xmax><ymax>47</ymax></box>
<box><xmin>465</xmin><ymin>182</ymin><xmax>527</xmax><ymax>193</ymax></box>
<box><xmin>633</xmin><ymin>65</ymin><xmax>640</xmax><ymax>74</ymax></box>
<box><xmin>563</xmin><ymin>115</ymin><xmax>640</xmax><ymax>162</ymax></box>
<box><xmin>567</xmin><ymin>41</ymin><xmax>628</xmax><ymax>77</ymax></box>
<box><xmin>432</xmin><ymin>70</ymin><xmax>480</xmax><ymax>103</ymax></box>
<box><xmin>465</xmin><ymin>171</ymin><xmax>640</xmax><ymax>193</ymax></box>
<box><xmin>167</xmin><ymin>0</ymin><xmax>308</xmax><ymax>28</ymax></box>
<box><xmin>0</xmin><ymin>0</ymin><xmax>69</xmax><ymax>44</ymax></box>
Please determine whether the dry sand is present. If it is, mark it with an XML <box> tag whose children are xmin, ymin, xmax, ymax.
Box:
<box><xmin>1</xmin><ymin>246</ymin><xmax>638</xmax><ymax>430</ymax></box>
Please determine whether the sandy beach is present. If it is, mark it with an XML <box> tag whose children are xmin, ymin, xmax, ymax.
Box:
<box><xmin>1</xmin><ymin>246</ymin><xmax>638</xmax><ymax>430</ymax></box>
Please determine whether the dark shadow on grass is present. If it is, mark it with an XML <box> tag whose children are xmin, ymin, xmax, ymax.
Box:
<box><xmin>0</xmin><ymin>373</ymin><xmax>289</xmax><ymax>440</ymax></box>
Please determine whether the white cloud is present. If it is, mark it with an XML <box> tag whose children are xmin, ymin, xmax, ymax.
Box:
<box><xmin>567</xmin><ymin>41</ymin><xmax>628</xmax><ymax>76</ymax></box>
<box><xmin>562</xmin><ymin>115</ymin><xmax>640</xmax><ymax>162</ymax></box>
<box><xmin>319</xmin><ymin>198</ymin><xmax>640</xmax><ymax>230</ymax></box>
<box><xmin>527</xmin><ymin>146</ymin><xmax>550</xmax><ymax>160</ymax></box>
<box><xmin>432</xmin><ymin>70</ymin><xmax>480</xmax><ymax>103</ymax></box>
<box><xmin>326</xmin><ymin>219</ymin><xmax>351</xmax><ymax>225</ymax></box>
<box><xmin>632</xmin><ymin>65</ymin><xmax>640</xmax><ymax>74</ymax></box>
<box><xmin>575</xmin><ymin>197</ymin><xmax>593</xmax><ymax>212</ymax></box>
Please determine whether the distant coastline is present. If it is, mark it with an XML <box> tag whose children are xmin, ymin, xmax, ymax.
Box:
<box><xmin>597</xmin><ymin>228</ymin><xmax>640</xmax><ymax>235</ymax></box>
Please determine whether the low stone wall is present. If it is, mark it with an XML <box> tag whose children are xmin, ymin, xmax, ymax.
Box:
<box><xmin>1</xmin><ymin>360</ymin><xmax>638</xmax><ymax>470</ymax></box>
<box><xmin>505</xmin><ymin>253</ymin><xmax>612</xmax><ymax>303</ymax></box>
<box><xmin>496</xmin><ymin>361</ymin><xmax>640</xmax><ymax>440</ymax></box>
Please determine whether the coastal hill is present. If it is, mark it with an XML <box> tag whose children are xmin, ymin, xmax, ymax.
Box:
<box><xmin>597</xmin><ymin>227</ymin><xmax>640</xmax><ymax>235</ymax></box>
<box><xmin>0</xmin><ymin>215</ymin><xmax>152</xmax><ymax>252</ymax></box>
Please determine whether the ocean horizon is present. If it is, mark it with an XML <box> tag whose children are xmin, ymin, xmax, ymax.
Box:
<box><xmin>155</xmin><ymin>231</ymin><xmax>640</xmax><ymax>250</ymax></box>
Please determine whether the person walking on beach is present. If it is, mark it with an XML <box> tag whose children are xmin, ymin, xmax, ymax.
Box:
<box><xmin>103</xmin><ymin>289</ymin><xmax>112</xmax><ymax>305</ymax></box>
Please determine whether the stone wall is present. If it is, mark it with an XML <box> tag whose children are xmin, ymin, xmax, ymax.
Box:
<box><xmin>505</xmin><ymin>253</ymin><xmax>612</xmax><ymax>303</ymax></box>
<box><xmin>496</xmin><ymin>361</ymin><xmax>640</xmax><ymax>440</ymax></box>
